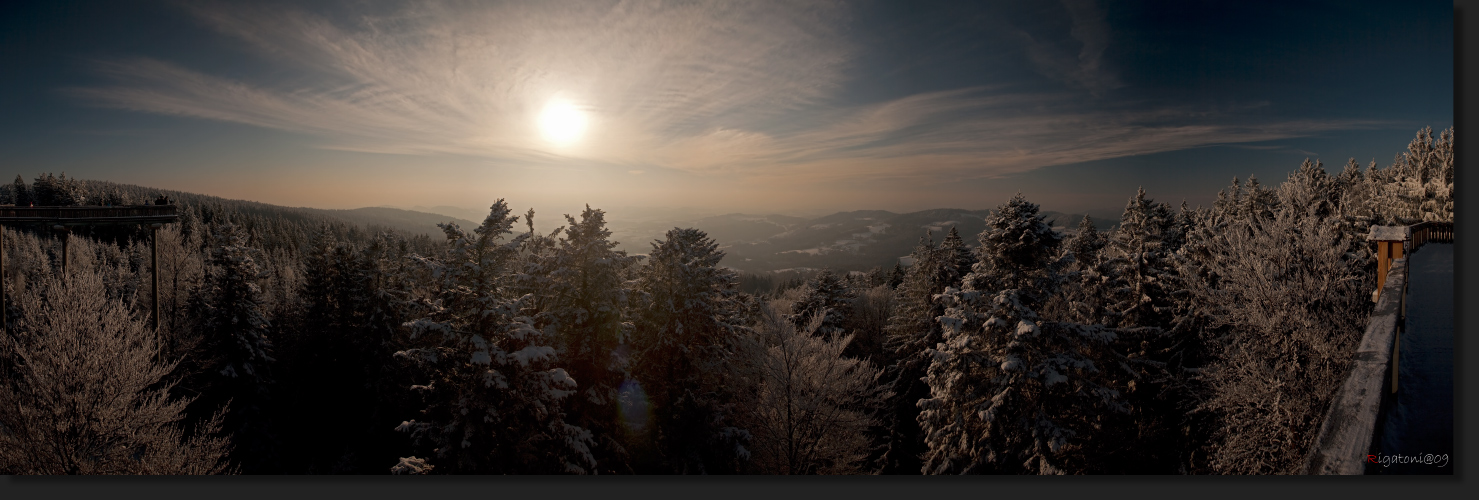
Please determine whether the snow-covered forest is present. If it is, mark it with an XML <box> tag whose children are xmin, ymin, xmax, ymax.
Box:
<box><xmin>0</xmin><ymin>127</ymin><xmax>1453</xmax><ymax>475</ymax></box>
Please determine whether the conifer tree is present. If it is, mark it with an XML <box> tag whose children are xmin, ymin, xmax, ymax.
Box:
<box><xmin>919</xmin><ymin>194</ymin><xmax>1130</xmax><ymax>474</ymax></box>
<box><xmin>1372</xmin><ymin>127</ymin><xmax>1454</xmax><ymax>223</ymax></box>
<box><xmin>393</xmin><ymin>200</ymin><xmax>595</xmax><ymax>474</ymax></box>
<box><xmin>886</xmin><ymin>262</ymin><xmax>906</xmax><ymax>289</ymax></box>
<box><xmin>787</xmin><ymin>268</ymin><xmax>853</xmax><ymax>339</ymax></box>
<box><xmin>628</xmin><ymin>228</ymin><xmax>752</xmax><ymax>474</ymax></box>
<box><xmin>874</xmin><ymin>233</ymin><xmax>954</xmax><ymax>474</ymax></box>
<box><xmin>10</xmin><ymin>175</ymin><xmax>29</xmax><ymax>207</ymax></box>
<box><xmin>273</xmin><ymin>226</ymin><xmax>392</xmax><ymax>472</ymax></box>
<box><xmin>1059</xmin><ymin>215</ymin><xmax>1112</xmax><ymax>326</ymax></box>
<box><xmin>195</xmin><ymin>222</ymin><xmax>277</xmax><ymax>472</ymax></box>
<box><xmin>527</xmin><ymin>205</ymin><xmax>637</xmax><ymax>474</ymax></box>
<box><xmin>940</xmin><ymin>226</ymin><xmax>975</xmax><ymax>282</ymax></box>
<box><xmin>1105</xmin><ymin>188</ymin><xmax>1183</xmax><ymax>331</ymax></box>
<box><xmin>1099</xmin><ymin>189</ymin><xmax>1198</xmax><ymax>472</ymax></box>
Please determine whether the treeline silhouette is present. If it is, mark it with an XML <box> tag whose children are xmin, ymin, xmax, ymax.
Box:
<box><xmin>0</xmin><ymin>128</ymin><xmax>1453</xmax><ymax>474</ymax></box>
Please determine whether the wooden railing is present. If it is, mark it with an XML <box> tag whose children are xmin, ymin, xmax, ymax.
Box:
<box><xmin>1408</xmin><ymin>221</ymin><xmax>1454</xmax><ymax>250</ymax></box>
<box><xmin>0</xmin><ymin>205</ymin><xmax>179</xmax><ymax>224</ymax></box>
<box><xmin>1</xmin><ymin>205</ymin><xmax>181</xmax><ymax>331</ymax></box>
<box><xmin>1304</xmin><ymin>255</ymin><xmax>1407</xmax><ymax>475</ymax></box>
<box><xmin>1305</xmin><ymin>221</ymin><xmax>1452</xmax><ymax>474</ymax></box>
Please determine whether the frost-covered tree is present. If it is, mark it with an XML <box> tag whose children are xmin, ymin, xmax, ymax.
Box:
<box><xmin>1193</xmin><ymin>201</ymin><xmax>1372</xmax><ymax>474</ymax></box>
<box><xmin>842</xmin><ymin>283</ymin><xmax>893</xmax><ymax>365</ymax></box>
<box><xmin>1334</xmin><ymin>158</ymin><xmax>1383</xmax><ymax>231</ymax></box>
<box><xmin>1279</xmin><ymin>159</ymin><xmax>1340</xmax><ymax>221</ymax></box>
<box><xmin>744</xmin><ymin>306</ymin><xmax>890</xmax><ymax>474</ymax></box>
<box><xmin>0</xmin><ymin>270</ymin><xmax>233</xmax><ymax>474</ymax></box>
<box><xmin>863</xmin><ymin>266</ymin><xmax>888</xmax><ymax>289</ymax></box>
<box><xmin>628</xmin><ymin>228</ymin><xmax>752</xmax><ymax>474</ymax></box>
<box><xmin>1104</xmin><ymin>188</ymin><xmax>1184</xmax><ymax>331</ymax></box>
<box><xmin>964</xmin><ymin>194</ymin><xmax>1065</xmax><ymax>298</ymax></box>
<box><xmin>393</xmin><ymin>200</ymin><xmax>595</xmax><ymax>474</ymax></box>
<box><xmin>1213</xmin><ymin>176</ymin><xmax>1279</xmax><ymax>223</ymax></box>
<box><xmin>144</xmin><ymin>223</ymin><xmax>212</xmax><ymax>411</ymax></box>
<box><xmin>523</xmin><ymin>206</ymin><xmax>637</xmax><ymax>474</ymax></box>
<box><xmin>874</xmin><ymin>233</ymin><xmax>958</xmax><ymax>474</ymax></box>
<box><xmin>1367</xmin><ymin>127</ymin><xmax>1454</xmax><ymax>223</ymax></box>
<box><xmin>918</xmin><ymin>194</ymin><xmax>1132</xmax><ymax>474</ymax></box>
<box><xmin>1088</xmin><ymin>190</ymin><xmax>1204</xmax><ymax>472</ymax></box>
<box><xmin>1066</xmin><ymin>216</ymin><xmax>1106</xmax><ymax>272</ymax></box>
<box><xmin>787</xmin><ymin>268</ymin><xmax>853</xmax><ymax>339</ymax></box>
<box><xmin>199</xmin><ymin>224</ymin><xmax>275</xmax><ymax>392</ymax></box>
<box><xmin>1053</xmin><ymin>215</ymin><xmax>1117</xmax><ymax>326</ymax></box>
<box><xmin>1240</xmin><ymin>176</ymin><xmax>1279</xmax><ymax>222</ymax></box>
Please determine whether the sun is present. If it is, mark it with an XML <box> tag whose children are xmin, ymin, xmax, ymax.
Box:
<box><xmin>538</xmin><ymin>97</ymin><xmax>588</xmax><ymax>146</ymax></box>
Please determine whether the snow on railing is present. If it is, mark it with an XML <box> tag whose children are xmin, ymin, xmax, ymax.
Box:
<box><xmin>1304</xmin><ymin>255</ymin><xmax>1407</xmax><ymax>475</ymax></box>
<box><xmin>1308</xmin><ymin>221</ymin><xmax>1450</xmax><ymax>474</ymax></box>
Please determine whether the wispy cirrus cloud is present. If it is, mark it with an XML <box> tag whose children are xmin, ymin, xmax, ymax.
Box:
<box><xmin>65</xmin><ymin>0</ymin><xmax>1386</xmax><ymax>191</ymax></box>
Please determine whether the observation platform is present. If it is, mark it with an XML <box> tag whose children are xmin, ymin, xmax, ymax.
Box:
<box><xmin>1373</xmin><ymin>242</ymin><xmax>1453</xmax><ymax>474</ymax></box>
<box><xmin>1305</xmin><ymin>222</ymin><xmax>1453</xmax><ymax>475</ymax></box>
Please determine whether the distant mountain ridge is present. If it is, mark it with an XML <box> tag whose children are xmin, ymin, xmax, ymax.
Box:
<box><xmin>304</xmin><ymin>207</ymin><xmax>480</xmax><ymax>239</ymax></box>
<box><xmin>696</xmin><ymin>208</ymin><xmax>1116</xmax><ymax>274</ymax></box>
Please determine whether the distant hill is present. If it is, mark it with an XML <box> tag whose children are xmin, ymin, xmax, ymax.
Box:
<box><xmin>602</xmin><ymin>207</ymin><xmax>1118</xmax><ymax>274</ymax></box>
<box><xmin>304</xmin><ymin>207</ymin><xmax>479</xmax><ymax>239</ymax></box>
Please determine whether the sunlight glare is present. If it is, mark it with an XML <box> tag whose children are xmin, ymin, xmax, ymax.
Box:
<box><xmin>538</xmin><ymin>97</ymin><xmax>588</xmax><ymax>147</ymax></box>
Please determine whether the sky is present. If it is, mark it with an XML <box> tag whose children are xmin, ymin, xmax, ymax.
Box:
<box><xmin>0</xmin><ymin>0</ymin><xmax>1454</xmax><ymax>218</ymax></box>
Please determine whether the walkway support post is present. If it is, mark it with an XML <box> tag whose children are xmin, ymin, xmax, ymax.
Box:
<box><xmin>151</xmin><ymin>223</ymin><xmax>161</xmax><ymax>331</ymax></box>
<box><xmin>1</xmin><ymin>223</ymin><xmax>5</xmax><ymax>331</ymax></box>
<box><xmin>1367</xmin><ymin>226</ymin><xmax>1409</xmax><ymax>301</ymax></box>
<box><xmin>53</xmin><ymin>225</ymin><xmax>68</xmax><ymax>276</ymax></box>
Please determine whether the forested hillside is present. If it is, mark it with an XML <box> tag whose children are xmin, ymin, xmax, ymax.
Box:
<box><xmin>0</xmin><ymin>127</ymin><xmax>1453</xmax><ymax>474</ymax></box>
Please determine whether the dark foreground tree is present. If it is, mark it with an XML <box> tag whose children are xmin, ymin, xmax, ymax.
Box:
<box><xmin>628</xmin><ymin>228</ymin><xmax>753</xmax><ymax>474</ymax></box>
<box><xmin>394</xmin><ymin>200</ymin><xmax>595</xmax><ymax>474</ymax></box>
<box><xmin>527</xmin><ymin>206</ymin><xmax>637</xmax><ymax>474</ymax></box>
<box><xmin>192</xmin><ymin>223</ymin><xmax>277</xmax><ymax>472</ymax></box>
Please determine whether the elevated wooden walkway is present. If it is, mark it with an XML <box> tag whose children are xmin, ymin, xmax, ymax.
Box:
<box><xmin>1304</xmin><ymin>221</ymin><xmax>1453</xmax><ymax>474</ymax></box>
<box><xmin>0</xmin><ymin>204</ymin><xmax>181</xmax><ymax>331</ymax></box>
<box><xmin>0</xmin><ymin>205</ymin><xmax>179</xmax><ymax>225</ymax></box>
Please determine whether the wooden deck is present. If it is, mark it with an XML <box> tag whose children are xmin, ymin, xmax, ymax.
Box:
<box><xmin>0</xmin><ymin>205</ymin><xmax>179</xmax><ymax>226</ymax></box>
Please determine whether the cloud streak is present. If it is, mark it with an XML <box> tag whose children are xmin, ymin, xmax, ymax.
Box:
<box><xmin>65</xmin><ymin>0</ymin><xmax>1386</xmax><ymax>192</ymax></box>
